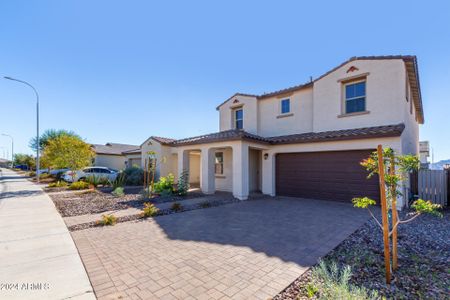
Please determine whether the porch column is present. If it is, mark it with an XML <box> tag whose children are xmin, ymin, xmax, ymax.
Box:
<box><xmin>262</xmin><ymin>152</ymin><xmax>275</xmax><ymax>196</ymax></box>
<box><xmin>177</xmin><ymin>149</ymin><xmax>189</xmax><ymax>180</ymax></box>
<box><xmin>232</xmin><ymin>142</ymin><xmax>249</xmax><ymax>200</ymax></box>
<box><xmin>200</xmin><ymin>147</ymin><xmax>215</xmax><ymax>194</ymax></box>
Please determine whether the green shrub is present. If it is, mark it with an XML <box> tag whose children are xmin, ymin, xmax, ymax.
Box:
<box><xmin>141</xmin><ymin>202</ymin><xmax>160</xmax><ymax>217</ymax></box>
<box><xmin>140</xmin><ymin>188</ymin><xmax>151</xmax><ymax>199</ymax></box>
<box><xmin>97</xmin><ymin>214</ymin><xmax>117</xmax><ymax>226</ymax></box>
<box><xmin>306</xmin><ymin>283</ymin><xmax>318</xmax><ymax>298</ymax></box>
<box><xmin>154</xmin><ymin>173</ymin><xmax>174</xmax><ymax>195</ymax></box>
<box><xmin>123</xmin><ymin>166</ymin><xmax>144</xmax><ymax>186</ymax></box>
<box><xmin>69</xmin><ymin>181</ymin><xmax>90</xmax><ymax>190</ymax></box>
<box><xmin>29</xmin><ymin>171</ymin><xmax>36</xmax><ymax>177</ymax></box>
<box><xmin>310</xmin><ymin>260</ymin><xmax>379</xmax><ymax>299</ymax></box>
<box><xmin>39</xmin><ymin>173</ymin><xmax>52</xmax><ymax>179</ymax></box>
<box><xmin>171</xmin><ymin>202</ymin><xmax>183</xmax><ymax>212</ymax></box>
<box><xmin>85</xmin><ymin>175</ymin><xmax>100</xmax><ymax>187</ymax></box>
<box><xmin>48</xmin><ymin>181</ymin><xmax>68</xmax><ymax>188</ymax></box>
<box><xmin>177</xmin><ymin>170</ymin><xmax>190</xmax><ymax>196</ymax></box>
<box><xmin>112</xmin><ymin>187</ymin><xmax>125</xmax><ymax>197</ymax></box>
<box><xmin>85</xmin><ymin>175</ymin><xmax>110</xmax><ymax>187</ymax></box>
<box><xmin>112</xmin><ymin>172</ymin><xmax>126</xmax><ymax>189</ymax></box>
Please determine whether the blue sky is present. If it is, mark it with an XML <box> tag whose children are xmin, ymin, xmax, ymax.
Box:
<box><xmin>1</xmin><ymin>1</ymin><xmax>449</xmax><ymax>161</ymax></box>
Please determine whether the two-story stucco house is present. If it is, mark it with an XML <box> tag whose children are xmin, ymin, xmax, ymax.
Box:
<box><xmin>141</xmin><ymin>55</ymin><xmax>424</xmax><ymax>208</ymax></box>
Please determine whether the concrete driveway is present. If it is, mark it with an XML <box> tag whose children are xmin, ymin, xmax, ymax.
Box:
<box><xmin>72</xmin><ymin>196</ymin><xmax>369</xmax><ymax>300</ymax></box>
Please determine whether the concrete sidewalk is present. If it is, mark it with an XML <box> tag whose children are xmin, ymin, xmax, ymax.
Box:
<box><xmin>0</xmin><ymin>168</ymin><xmax>95</xmax><ymax>300</ymax></box>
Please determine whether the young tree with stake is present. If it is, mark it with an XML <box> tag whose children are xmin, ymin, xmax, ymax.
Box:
<box><xmin>353</xmin><ymin>145</ymin><xmax>442</xmax><ymax>284</ymax></box>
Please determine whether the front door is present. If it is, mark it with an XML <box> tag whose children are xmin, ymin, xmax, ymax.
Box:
<box><xmin>249</xmin><ymin>149</ymin><xmax>261</xmax><ymax>192</ymax></box>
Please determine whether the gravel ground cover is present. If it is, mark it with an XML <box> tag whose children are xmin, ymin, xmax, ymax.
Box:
<box><xmin>274</xmin><ymin>209</ymin><xmax>449</xmax><ymax>299</ymax></box>
<box><xmin>49</xmin><ymin>187</ymin><xmax>205</xmax><ymax>217</ymax></box>
<box><xmin>68</xmin><ymin>195</ymin><xmax>239</xmax><ymax>231</ymax></box>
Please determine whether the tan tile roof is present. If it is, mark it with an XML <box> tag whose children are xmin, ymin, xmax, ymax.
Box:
<box><xmin>266</xmin><ymin>123</ymin><xmax>405</xmax><ymax>145</ymax></box>
<box><xmin>92</xmin><ymin>143</ymin><xmax>139</xmax><ymax>155</ymax></box>
<box><xmin>171</xmin><ymin>130</ymin><xmax>269</xmax><ymax>146</ymax></box>
<box><xmin>168</xmin><ymin>123</ymin><xmax>405</xmax><ymax>147</ymax></box>
<box><xmin>122</xmin><ymin>148</ymin><xmax>141</xmax><ymax>154</ymax></box>
<box><xmin>151</xmin><ymin>136</ymin><xmax>177</xmax><ymax>145</ymax></box>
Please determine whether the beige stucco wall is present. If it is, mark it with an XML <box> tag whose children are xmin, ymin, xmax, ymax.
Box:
<box><xmin>124</xmin><ymin>153</ymin><xmax>141</xmax><ymax>168</ymax></box>
<box><xmin>215</xmin><ymin>148</ymin><xmax>233</xmax><ymax>192</ymax></box>
<box><xmin>219</xmin><ymin>95</ymin><xmax>258</xmax><ymax>134</ymax></box>
<box><xmin>189</xmin><ymin>153</ymin><xmax>200</xmax><ymax>183</ymax></box>
<box><xmin>140</xmin><ymin>138</ymin><xmax>174</xmax><ymax>180</ymax></box>
<box><xmin>218</xmin><ymin>59</ymin><xmax>420</xmax><ymax>153</ymax></box>
<box><xmin>257</xmin><ymin>87</ymin><xmax>313</xmax><ymax>137</ymax></box>
<box><xmin>400</xmin><ymin>70</ymin><xmax>420</xmax><ymax>155</ymax></box>
<box><xmin>94</xmin><ymin>154</ymin><xmax>127</xmax><ymax>170</ymax></box>
<box><xmin>313</xmin><ymin>59</ymin><xmax>407</xmax><ymax>132</ymax></box>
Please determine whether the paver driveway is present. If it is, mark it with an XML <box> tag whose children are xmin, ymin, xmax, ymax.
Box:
<box><xmin>71</xmin><ymin>196</ymin><xmax>369</xmax><ymax>300</ymax></box>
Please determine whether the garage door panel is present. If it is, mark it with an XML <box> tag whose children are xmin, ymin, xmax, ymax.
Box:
<box><xmin>276</xmin><ymin>150</ymin><xmax>380</xmax><ymax>203</ymax></box>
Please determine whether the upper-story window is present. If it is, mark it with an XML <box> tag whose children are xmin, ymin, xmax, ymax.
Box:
<box><xmin>281</xmin><ymin>98</ymin><xmax>290</xmax><ymax>114</ymax></box>
<box><xmin>234</xmin><ymin>108</ymin><xmax>243</xmax><ymax>129</ymax></box>
<box><xmin>344</xmin><ymin>80</ymin><xmax>366</xmax><ymax>114</ymax></box>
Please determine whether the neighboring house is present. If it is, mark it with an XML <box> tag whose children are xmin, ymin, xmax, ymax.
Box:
<box><xmin>92</xmin><ymin>143</ymin><xmax>140</xmax><ymax>170</ymax></box>
<box><xmin>142</xmin><ymin>55</ymin><xmax>424</xmax><ymax>208</ymax></box>
<box><xmin>0</xmin><ymin>158</ymin><xmax>11</xmax><ymax>168</ymax></box>
<box><xmin>419</xmin><ymin>141</ymin><xmax>430</xmax><ymax>169</ymax></box>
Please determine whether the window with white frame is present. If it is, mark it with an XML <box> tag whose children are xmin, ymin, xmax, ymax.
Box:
<box><xmin>234</xmin><ymin>108</ymin><xmax>243</xmax><ymax>129</ymax></box>
<box><xmin>281</xmin><ymin>98</ymin><xmax>290</xmax><ymax>114</ymax></box>
<box><xmin>215</xmin><ymin>152</ymin><xmax>223</xmax><ymax>175</ymax></box>
<box><xmin>344</xmin><ymin>80</ymin><xmax>366</xmax><ymax>113</ymax></box>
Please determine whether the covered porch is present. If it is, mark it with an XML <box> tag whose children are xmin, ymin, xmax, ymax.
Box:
<box><xmin>174</xmin><ymin>140</ymin><xmax>267</xmax><ymax>200</ymax></box>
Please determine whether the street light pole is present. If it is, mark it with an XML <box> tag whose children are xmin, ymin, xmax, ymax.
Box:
<box><xmin>4</xmin><ymin>77</ymin><xmax>40</xmax><ymax>182</ymax></box>
<box><xmin>2</xmin><ymin>134</ymin><xmax>14</xmax><ymax>168</ymax></box>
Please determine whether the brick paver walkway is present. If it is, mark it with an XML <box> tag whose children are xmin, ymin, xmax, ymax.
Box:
<box><xmin>71</xmin><ymin>197</ymin><xmax>369</xmax><ymax>299</ymax></box>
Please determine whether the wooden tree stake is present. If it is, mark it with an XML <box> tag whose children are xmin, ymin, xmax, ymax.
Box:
<box><xmin>390</xmin><ymin>155</ymin><xmax>399</xmax><ymax>270</ymax></box>
<box><xmin>377</xmin><ymin>145</ymin><xmax>391</xmax><ymax>284</ymax></box>
<box><xmin>150</xmin><ymin>158</ymin><xmax>156</xmax><ymax>197</ymax></box>
<box><xmin>143</xmin><ymin>158</ymin><xmax>148</xmax><ymax>190</ymax></box>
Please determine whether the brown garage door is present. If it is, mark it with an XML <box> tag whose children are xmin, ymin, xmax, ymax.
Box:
<box><xmin>275</xmin><ymin>150</ymin><xmax>379</xmax><ymax>203</ymax></box>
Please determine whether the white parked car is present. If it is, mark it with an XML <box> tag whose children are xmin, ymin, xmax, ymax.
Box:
<box><xmin>49</xmin><ymin>168</ymin><xmax>70</xmax><ymax>176</ymax></box>
<box><xmin>62</xmin><ymin>167</ymin><xmax>119</xmax><ymax>183</ymax></box>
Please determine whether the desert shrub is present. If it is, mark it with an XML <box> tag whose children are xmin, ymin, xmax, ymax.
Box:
<box><xmin>69</xmin><ymin>181</ymin><xmax>90</xmax><ymax>190</ymax></box>
<box><xmin>199</xmin><ymin>201</ymin><xmax>211</xmax><ymax>208</ymax></box>
<box><xmin>85</xmin><ymin>175</ymin><xmax>109</xmax><ymax>187</ymax></box>
<box><xmin>123</xmin><ymin>166</ymin><xmax>144</xmax><ymax>186</ymax></box>
<box><xmin>154</xmin><ymin>173</ymin><xmax>174</xmax><ymax>194</ymax></box>
<box><xmin>97</xmin><ymin>214</ymin><xmax>117</xmax><ymax>226</ymax></box>
<box><xmin>112</xmin><ymin>187</ymin><xmax>125</xmax><ymax>197</ymax></box>
<box><xmin>177</xmin><ymin>169</ymin><xmax>189</xmax><ymax>196</ymax></box>
<box><xmin>140</xmin><ymin>188</ymin><xmax>151</xmax><ymax>199</ymax></box>
<box><xmin>48</xmin><ymin>181</ymin><xmax>68</xmax><ymax>188</ymax></box>
<box><xmin>170</xmin><ymin>202</ymin><xmax>183</xmax><ymax>212</ymax></box>
<box><xmin>310</xmin><ymin>260</ymin><xmax>379</xmax><ymax>300</ymax></box>
<box><xmin>141</xmin><ymin>202</ymin><xmax>160</xmax><ymax>217</ymax></box>
<box><xmin>112</xmin><ymin>172</ymin><xmax>126</xmax><ymax>189</ymax></box>
<box><xmin>305</xmin><ymin>283</ymin><xmax>319</xmax><ymax>298</ymax></box>
<box><xmin>85</xmin><ymin>175</ymin><xmax>100</xmax><ymax>187</ymax></box>
<box><xmin>39</xmin><ymin>173</ymin><xmax>52</xmax><ymax>179</ymax></box>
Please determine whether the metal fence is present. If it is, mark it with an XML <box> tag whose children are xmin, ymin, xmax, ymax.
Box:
<box><xmin>414</xmin><ymin>169</ymin><xmax>449</xmax><ymax>206</ymax></box>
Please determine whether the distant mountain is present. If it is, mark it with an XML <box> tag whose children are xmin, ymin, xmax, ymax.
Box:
<box><xmin>430</xmin><ymin>159</ymin><xmax>450</xmax><ymax>170</ymax></box>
